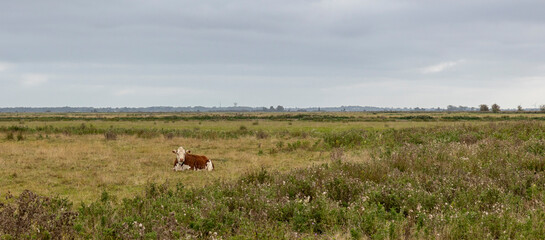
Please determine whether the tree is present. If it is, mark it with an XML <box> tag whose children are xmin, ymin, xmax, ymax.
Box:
<box><xmin>517</xmin><ymin>105</ymin><xmax>523</xmax><ymax>112</ymax></box>
<box><xmin>491</xmin><ymin>103</ymin><xmax>500</xmax><ymax>113</ymax></box>
<box><xmin>479</xmin><ymin>104</ymin><xmax>489</xmax><ymax>112</ymax></box>
<box><xmin>540</xmin><ymin>105</ymin><xmax>545</xmax><ymax>113</ymax></box>
<box><xmin>276</xmin><ymin>105</ymin><xmax>285</xmax><ymax>112</ymax></box>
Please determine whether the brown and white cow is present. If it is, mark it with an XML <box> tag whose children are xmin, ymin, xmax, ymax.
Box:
<box><xmin>172</xmin><ymin>146</ymin><xmax>214</xmax><ymax>171</ymax></box>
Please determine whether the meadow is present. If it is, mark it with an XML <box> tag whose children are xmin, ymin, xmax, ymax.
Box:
<box><xmin>1</xmin><ymin>112</ymin><xmax>545</xmax><ymax>239</ymax></box>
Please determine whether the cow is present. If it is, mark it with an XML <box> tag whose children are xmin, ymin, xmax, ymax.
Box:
<box><xmin>172</xmin><ymin>146</ymin><xmax>214</xmax><ymax>171</ymax></box>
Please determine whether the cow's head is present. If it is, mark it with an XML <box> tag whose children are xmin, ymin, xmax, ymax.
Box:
<box><xmin>172</xmin><ymin>146</ymin><xmax>187</xmax><ymax>163</ymax></box>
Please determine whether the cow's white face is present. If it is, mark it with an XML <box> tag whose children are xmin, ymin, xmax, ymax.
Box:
<box><xmin>172</xmin><ymin>146</ymin><xmax>187</xmax><ymax>163</ymax></box>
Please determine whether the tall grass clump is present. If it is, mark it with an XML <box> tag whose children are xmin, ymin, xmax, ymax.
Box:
<box><xmin>256</xmin><ymin>130</ymin><xmax>268</xmax><ymax>139</ymax></box>
<box><xmin>104</xmin><ymin>131</ymin><xmax>117</xmax><ymax>140</ymax></box>
<box><xmin>5</xmin><ymin>132</ymin><xmax>14</xmax><ymax>140</ymax></box>
<box><xmin>16</xmin><ymin>132</ymin><xmax>24</xmax><ymax>141</ymax></box>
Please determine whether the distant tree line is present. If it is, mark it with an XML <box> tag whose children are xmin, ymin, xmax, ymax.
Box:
<box><xmin>476</xmin><ymin>103</ymin><xmax>545</xmax><ymax>113</ymax></box>
<box><xmin>479</xmin><ymin>104</ymin><xmax>501</xmax><ymax>113</ymax></box>
<box><xmin>262</xmin><ymin>106</ymin><xmax>285</xmax><ymax>112</ymax></box>
<box><xmin>446</xmin><ymin>105</ymin><xmax>477</xmax><ymax>112</ymax></box>
<box><xmin>3</xmin><ymin>104</ymin><xmax>545</xmax><ymax>113</ymax></box>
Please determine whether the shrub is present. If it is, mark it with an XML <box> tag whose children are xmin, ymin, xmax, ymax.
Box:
<box><xmin>491</xmin><ymin>103</ymin><xmax>500</xmax><ymax>113</ymax></box>
<box><xmin>256</xmin><ymin>130</ymin><xmax>268</xmax><ymax>139</ymax></box>
<box><xmin>479</xmin><ymin>104</ymin><xmax>489</xmax><ymax>112</ymax></box>
<box><xmin>16</xmin><ymin>132</ymin><xmax>24</xmax><ymax>141</ymax></box>
<box><xmin>0</xmin><ymin>191</ymin><xmax>77</xmax><ymax>238</ymax></box>
<box><xmin>104</xmin><ymin>131</ymin><xmax>117</xmax><ymax>140</ymax></box>
<box><xmin>242</xmin><ymin>167</ymin><xmax>272</xmax><ymax>184</ymax></box>
<box><xmin>5</xmin><ymin>132</ymin><xmax>14</xmax><ymax>140</ymax></box>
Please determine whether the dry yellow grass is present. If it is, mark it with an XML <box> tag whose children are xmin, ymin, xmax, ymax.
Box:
<box><xmin>0</xmin><ymin>132</ymin><xmax>336</xmax><ymax>203</ymax></box>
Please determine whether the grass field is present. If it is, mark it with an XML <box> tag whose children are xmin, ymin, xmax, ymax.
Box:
<box><xmin>2</xmin><ymin>112</ymin><xmax>545</xmax><ymax>239</ymax></box>
<box><xmin>0</xmin><ymin>113</ymin><xmax>484</xmax><ymax>203</ymax></box>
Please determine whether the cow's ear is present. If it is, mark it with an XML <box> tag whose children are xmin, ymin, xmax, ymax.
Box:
<box><xmin>172</xmin><ymin>150</ymin><xmax>177</xmax><ymax>154</ymax></box>
<box><xmin>186</xmin><ymin>150</ymin><xmax>191</xmax><ymax>154</ymax></box>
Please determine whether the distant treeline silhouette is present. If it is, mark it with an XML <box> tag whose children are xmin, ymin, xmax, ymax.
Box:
<box><xmin>0</xmin><ymin>105</ymin><xmax>541</xmax><ymax>113</ymax></box>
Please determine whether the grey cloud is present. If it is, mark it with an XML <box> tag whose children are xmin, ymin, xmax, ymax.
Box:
<box><xmin>1</xmin><ymin>0</ymin><xmax>545</xmax><ymax>107</ymax></box>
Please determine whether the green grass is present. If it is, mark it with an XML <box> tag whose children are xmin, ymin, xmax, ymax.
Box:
<box><xmin>2</xmin><ymin>113</ymin><xmax>545</xmax><ymax>239</ymax></box>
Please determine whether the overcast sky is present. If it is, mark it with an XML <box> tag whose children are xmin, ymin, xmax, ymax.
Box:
<box><xmin>1</xmin><ymin>0</ymin><xmax>545</xmax><ymax>108</ymax></box>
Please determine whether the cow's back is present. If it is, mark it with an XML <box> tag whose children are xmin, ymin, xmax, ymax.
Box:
<box><xmin>184</xmin><ymin>154</ymin><xmax>210</xmax><ymax>169</ymax></box>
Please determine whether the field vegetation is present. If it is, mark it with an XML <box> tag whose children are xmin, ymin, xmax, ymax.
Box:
<box><xmin>2</xmin><ymin>112</ymin><xmax>545</xmax><ymax>239</ymax></box>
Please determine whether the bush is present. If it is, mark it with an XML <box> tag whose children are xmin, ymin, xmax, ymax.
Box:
<box><xmin>491</xmin><ymin>103</ymin><xmax>500</xmax><ymax>113</ymax></box>
<box><xmin>0</xmin><ymin>191</ymin><xmax>77</xmax><ymax>238</ymax></box>
<box><xmin>104</xmin><ymin>131</ymin><xmax>117</xmax><ymax>140</ymax></box>
<box><xmin>242</xmin><ymin>167</ymin><xmax>272</xmax><ymax>185</ymax></box>
<box><xmin>256</xmin><ymin>130</ymin><xmax>268</xmax><ymax>139</ymax></box>
<box><xmin>5</xmin><ymin>132</ymin><xmax>14</xmax><ymax>140</ymax></box>
<box><xmin>16</xmin><ymin>132</ymin><xmax>24</xmax><ymax>141</ymax></box>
